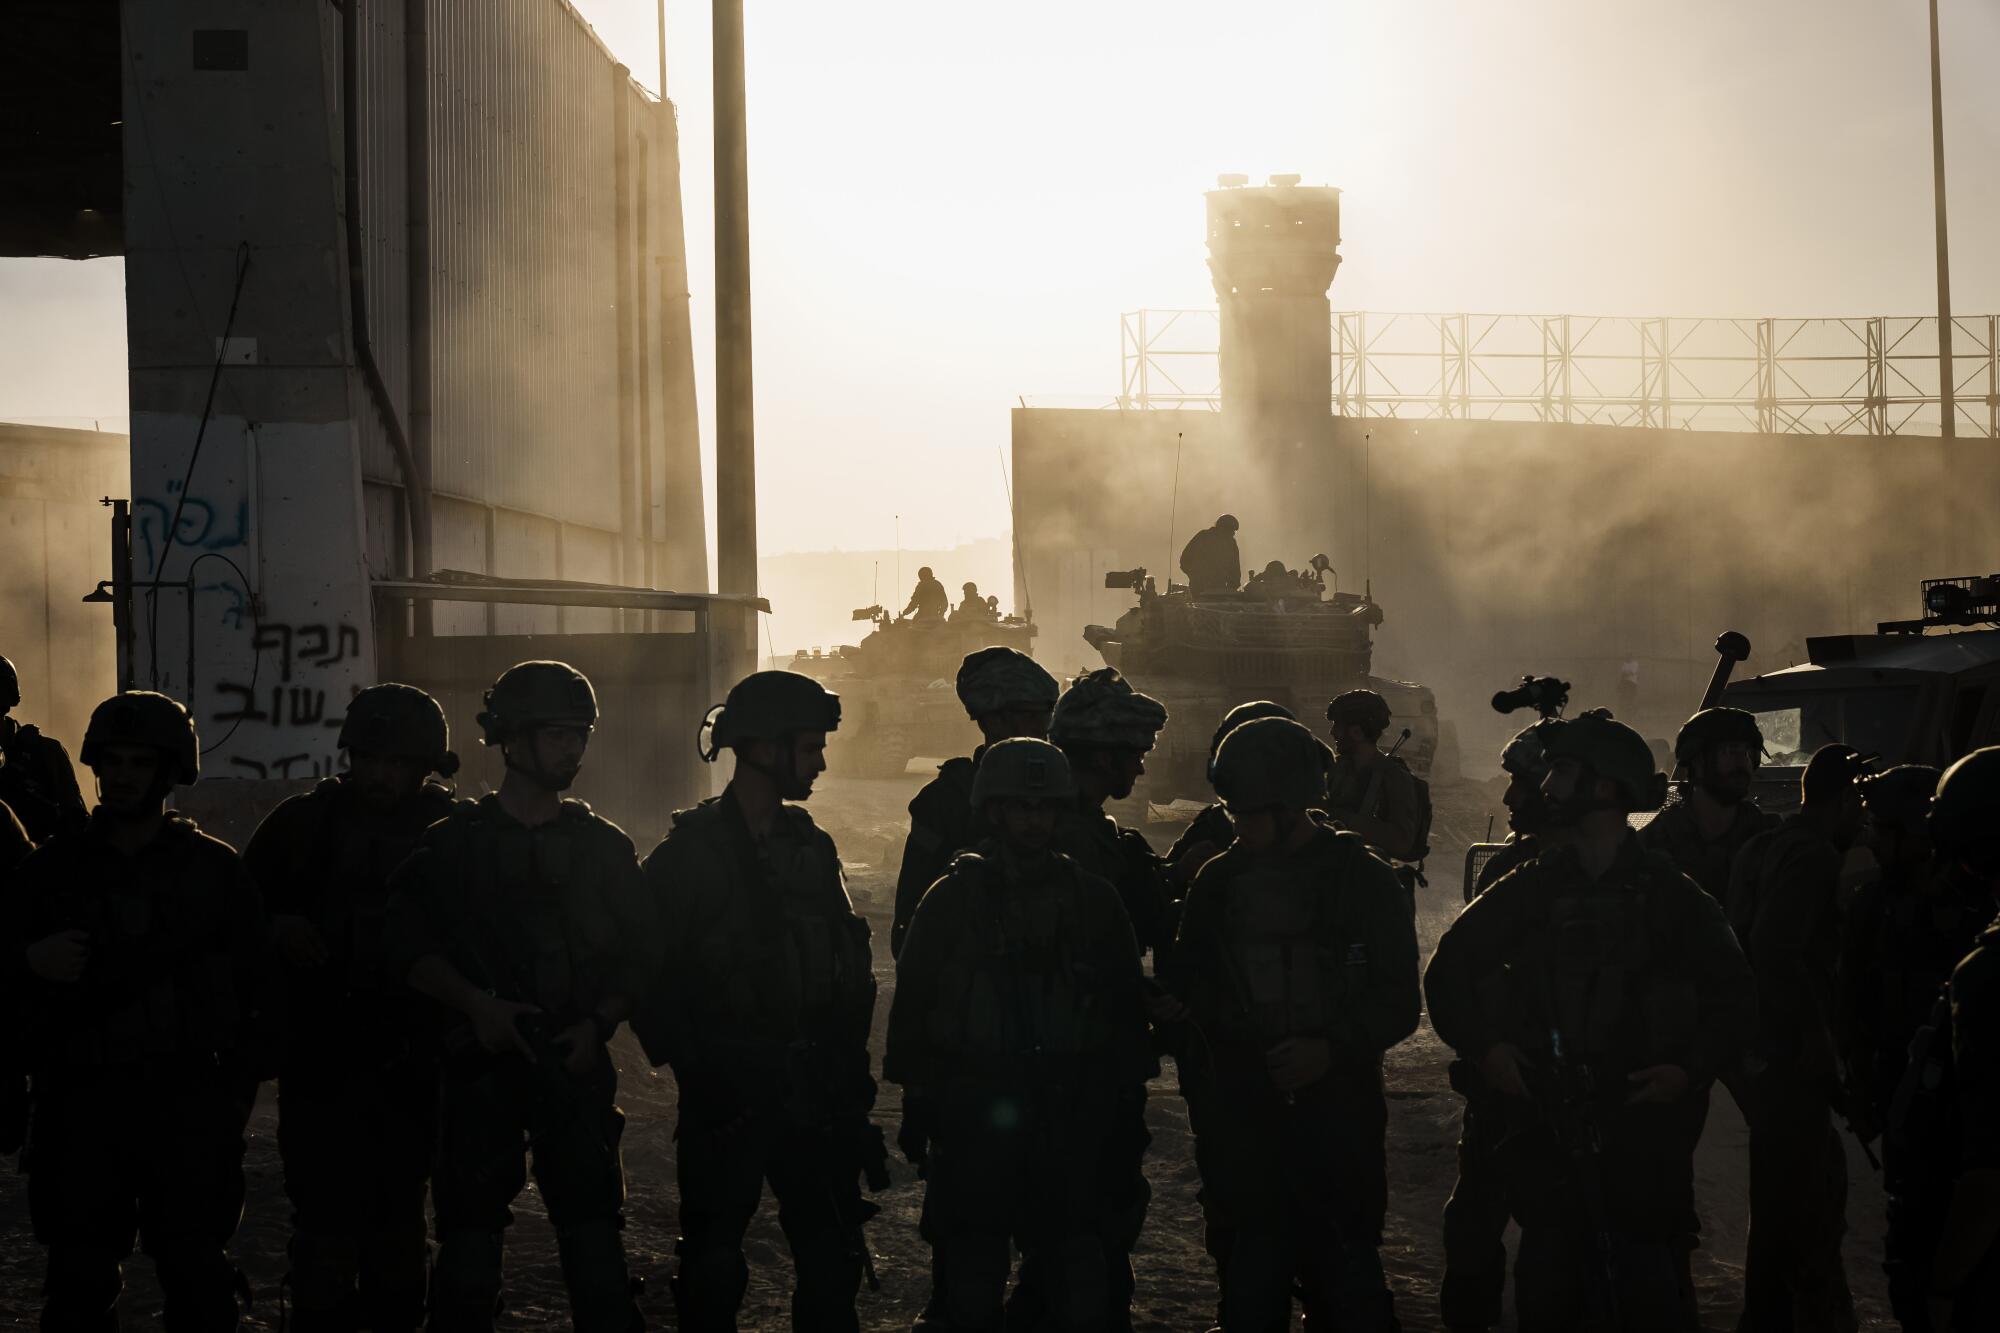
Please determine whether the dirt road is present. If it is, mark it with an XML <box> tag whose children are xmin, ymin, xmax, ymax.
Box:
<box><xmin>0</xmin><ymin>772</ymin><xmax>1896</xmax><ymax>1329</ymax></box>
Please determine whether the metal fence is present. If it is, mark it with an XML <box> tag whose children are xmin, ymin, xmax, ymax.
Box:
<box><xmin>1119</xmin><ymin>308</ymin><xmax>2000</xmax><ymax>437</ymax></box>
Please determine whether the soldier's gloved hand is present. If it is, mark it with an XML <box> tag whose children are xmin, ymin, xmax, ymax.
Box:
<box><xmin>1480</xmin><ymin>1041</ymin><xmax>1535</xmax><ymax>1100</ymax></box>
<box><xmin>1266</xmin><ymin>1036</ymin><xmax>1332</xmax><ymax>1092</ymax></box>
<box><xmin>1625</xmin><ymin>1064</ymin><xmax>1690</xmax><ymax>1105</ymax></box>
<box><xmin>469</xmin><ymin>994</ymin><xmax>542</xmax><ymax>1059</ymax></box>
<box><xmin>552</xmin><ymin>1018</ymin><xmax>599</xmax><ymax>1075</ymax></box>
<box><xmin>25</xmin><ymin>929</ymin><xmax>89</xmax><ymax>983</ymax></box>
<box><xmin>271</xmin><ymin>914</ymin><xmax>329</xmax><ymax>969</ymax></box>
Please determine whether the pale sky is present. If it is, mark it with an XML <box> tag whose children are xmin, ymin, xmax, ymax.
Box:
<box><xmin>4</xmin><ymin>0</ymin><xmax>1996</xmax><ymax>564</ymax></box>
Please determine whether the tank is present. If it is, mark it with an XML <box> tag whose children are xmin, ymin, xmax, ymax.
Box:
<box><xmin>790</xmin><ymin>606</ymin><xmax>1038</xmax><ymax>778</ymax></box>
<box><xmin>1082</xmin><ymin>558</ymin><xmax>1439</xmax><ymax>800</ymax></box>
<box><xmin>1719</xmin><ymin>573</ymin><xmax>2000</xmax><ymax>814</ymax></box>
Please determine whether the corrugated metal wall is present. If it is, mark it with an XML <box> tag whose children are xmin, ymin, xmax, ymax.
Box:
<box><xmin>349</xmin><ymin>0</ymin><xmax>706</xmax><ymax>589</ymax></box>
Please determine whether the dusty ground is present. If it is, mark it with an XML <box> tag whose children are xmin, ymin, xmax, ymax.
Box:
<box><xmin>0</xmin><ymin>771</ymin><xmax>1896</xmax><ymax>1330</ymax></box>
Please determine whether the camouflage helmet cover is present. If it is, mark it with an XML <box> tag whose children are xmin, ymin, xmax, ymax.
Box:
<box><xmin>703</xmin><ymin>669</ymin><xmax>842</xmax><ymax>760</ymax></box>
<box><xmin>971</xmin><ymin>737</ymin><xmax>1076</xmax><ymax>808</ymax></box>
<box><xmin>1212</xmin><ymin>716</ymin><xmax>1329</xmax><ymax>813</ymax></box>
<box><xmin>339</xmin><ymin>682</ymin><xmax>459</xmax><ymax>777</ymax></box>
<box><xmin>1544</xmin><ymin>708</ymin><xmax>1667</xmax><ymax>813</ymax></box>
<box><xmin>80</xmin><ymin>690</ymin><xmax>200</xmax><ymax>786</ymax></box>
<box><xmin>955</xmin><ymin>646</ymin><xmax>1059</xmax><ymax>721</ymax></box>
<box><xmin>1326</xmin><ymin>688</ymin><xmax>1393</xmax><ymax>735</ymax></box>
<box><xmin>1929</xmin><ymin>746</ymin><xmax>2000</xmax><ymax>865</ymax></box>
<box><xmin>477</xmin><ymin>661</ymin><xmax>598</xmax><ymax>746</ymax></box>
<box><xmin>1674</xmin><ymin>706</ymin><xmax>1764</xmax><ymax>766</ymax></box>
<box><xmin>1049</xmin><ymin>668</ymin><xmax>1168</xmax><ymax>751</ymax></box>
<box><xmin>1500</xmin><ymin>717</ymin><xmax>1564</xmax><ymax>780</ymax></box>
<box><xmin>0</xmin><ymin>654</ymin><xmax>17</xmax><ymax>710</ymax></box>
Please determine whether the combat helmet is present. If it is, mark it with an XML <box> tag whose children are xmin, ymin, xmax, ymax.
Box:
<box><xmin>1929</xmin><ymin>747</ymin><xmax>2000</xmax><ymax>873</ymax></box>
<box><xmin>700</xmin><ymin>670</ymin><xmax>841</xmax><ymax>762</ymax></box>
<box><xmin>476</xmin><ymin>661</ymin><xmax>597</xmax><ymax>746</ymax></box>
<box><xmin>80</xmin><ymin>690</ymin><xmax>200</xmax><ymax>786</ymax></box>
<box><xmin>1212</xmin><ymin>717</ymin><xmax>1329</xmax><ymax>813</ymax></box>
<box><xmin>1049</xmin><ymin>668</ymin><xmax>1167</xmax><ymax>752</ymax></box>
<box><xmin>1857</xmin><ymin>763</ymin><xmax>1941</xmax><ymax>832</ymax></box>
<box><xmin>0</xmin><ymin>655</ymin><xmax>17</xmax><ymax>711</ymax></box>
<box><xmin>1326</xmin><ymin>689</ymin><xmax>1393</xmax><ymax>738</ymax></box>
<box><xmin>955</xmin><ymin>646</ymin><xmax>1059</xmax><ymax>722</ymax></box>
<box><xmin>1207</xmin><ymin>700</ymin><xmax>1295</xmax><ymax>778</ymax></box>
<box><xmin>340</xmin><ymin>682</ymin><xmax>460</xmax><ymax>777</ymax></box>
<box><xmin>1501</xmin><ymin>718</ymin><xmax>1564</xmax><ymax>780</ymax></box>
<box><xmin>971</xmin><ymin>737</ymin><xmax>1075</xmax><ymax>808</ymax></box>
<box><xmin>1674</xmin><ymin>707</ymin><xmax>1764</xmax><ymax>766</ymax></box>
<box><xmin>1544</xmin><ymin>708</ymin><xmax>1666</xmax><ymax>813</ymax></box>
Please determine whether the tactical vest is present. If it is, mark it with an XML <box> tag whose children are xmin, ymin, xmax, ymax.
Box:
<box><xmin>680</xmin><ymin>801</ymin><xmax>875</xmax><ymax>1052</ymax></box>
<box><xmin>1509</xmin><ymin>850</ymin><xmax>1700</xmax><ymax>1070</ymax></box>
<box><xmin>35</xmin><ymin>818</ymin><xmax>246</xmax><ymax>1068</ymax></box>
<box><xmin>923</xmin><ymin>851</ymin><xmax>1120</xmax><ymax>1071</ymax></box>
<box><xmin>439</xmin><ymin>799</ymin><xmax>617</xmax><ymax>1018</ymax></box>
<box><xmin>1210</xmin><ymin>832</ymin><xmax>1375</xmax><ymax>1047</ymax></box>
<box><xmin>290</xmin><ymin>779</ymin><xmax>455</xmax><ymax>1003</ymax></box>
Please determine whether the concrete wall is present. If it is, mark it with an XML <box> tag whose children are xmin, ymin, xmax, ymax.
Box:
<box><xmin>1013</xmin><ymin>406</ymin><xmax>1998</xmax><ymax>772</ymax></box>
<box><xmin>121</xmin><ymin>1</ymin><xmax>713</xmax><ymax>786</ymax></box>
<box><xmin>0</xmin><ymin>424</ymin><xmax>125</xmax><ymax>750</ymax></box>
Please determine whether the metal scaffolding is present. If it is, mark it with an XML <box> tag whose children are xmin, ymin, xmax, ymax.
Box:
<box><xmin>1118</xmin><ymin>309</ymin><xmax>2000</xmax><ymax>437</ymax></box>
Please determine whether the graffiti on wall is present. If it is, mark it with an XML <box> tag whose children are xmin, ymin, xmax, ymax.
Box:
<box><xmin>135</xmin><ymin>419</ymin><xmax>376</xmax><ymax>783</ymax></box>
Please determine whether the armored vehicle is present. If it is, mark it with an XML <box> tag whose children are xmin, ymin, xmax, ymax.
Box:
<box><xmin>1082</xmin><ymin>558</ymin><xmax>1439</xmax><ymax>799</ymax></box>
<box><xmin>1721</xmin><ymin>574</ymin><xmax>2000</xmax><ymax>813</ymax></box>
<box><xmin>790</xmin><ymin>605</ymin><xmax>1038</xmax><ymax>778</ymax></box>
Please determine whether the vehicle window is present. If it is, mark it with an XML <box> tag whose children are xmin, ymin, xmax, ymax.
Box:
<box><xmin>1736</xmin><ymin>686</ymin><xmax>1923</xmax><ymax>766</ymax></box>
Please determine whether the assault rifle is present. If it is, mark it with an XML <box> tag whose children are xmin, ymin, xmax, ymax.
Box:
<box><xmin>1536</xmin><ymin>1025</ymin><xmax>1621</xmax><ymax>1327</ymax></box>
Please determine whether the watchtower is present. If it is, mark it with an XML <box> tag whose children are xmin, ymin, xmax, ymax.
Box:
<box><xmin>1206</xmin><ymin>174</ymin><xmax>1341</xmax><ymax>425</ymax></box>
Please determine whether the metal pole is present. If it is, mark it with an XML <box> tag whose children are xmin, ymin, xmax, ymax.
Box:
<box><xmin>714</xmin><ymin>0</ymin><xmax>757</xmax><ymax>595</ymax></box>
<box><xmin>1929</xmin><ymin>0</ymin><xmax>1955</xmax><ymax>438</ymax></box>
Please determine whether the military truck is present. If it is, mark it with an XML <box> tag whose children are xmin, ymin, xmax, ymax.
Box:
<box><xmin>1723</xmin><ymin>574</ymin><xmax>2000</xmax><ymax>812</ymax></box>
<box><xmin>1082</xmin><ymin>558</ymin><xmax>1439</xmax><ymax>800</ymax></box>
<box><xmin>790</xmin><ymin>605</ymin><xmax>1038</xmax><ymax>778</ymax></box>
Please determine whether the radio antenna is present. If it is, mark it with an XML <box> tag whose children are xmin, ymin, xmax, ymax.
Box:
<box><xmin>1164</xmin><ymin>431</ymin><xmax>1184</xmax><ymax>589</ymax></box>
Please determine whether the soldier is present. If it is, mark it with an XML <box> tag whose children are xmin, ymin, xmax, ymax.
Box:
<box><xmin>951</xmin><ymin>581</ymin><xmax>997</xmax><ymax>622</ymax></box>
<box><xmin>886</xmin><ymin>738</ymin><xmax>1156</xmax><ymax>1331</ymax></box>
<box><xmin>889</xmin><ymin>646</ymin><xmax>1059</xmax><ymax>1327</ymax></box>
<box><xmin>0</xmin><ymin>797</ymin><xmax>28</xmax><ymax>1158</ymax></box>
<box><xmin>1425</xmin><ymin>710</ymin><xmax>1756</xmax><ymax>1331</ymax></box>
<box><xmin>903</xmin><ymin>566</ymin><xmax>950</xmax><ymax>622</ymax></box>
<box><xmin>1163</xmin><ymin>701</ymin><xmax>1300</xmax><ymax>891</ymax></box>
<box><xmin>1924</xmin><ymin>748</ymin><xmax>2000</xmax><ymax>1332</ymax></box>
<box><xmin>1639</xmin><ymin>707</ymin><xmax>1779</xmax><ymax>903</ymax></box>
<box><xmin>633</xmin><ymin>670</ymin><xmax>884</xmax><ymax>1333</ymax></box>
<box><xmin>1180</xmin><ymin>514</ymin><xmax>1242</xmax><ymax>594</ymax></box>
<box><xmin>1044</xmin><ymin>666</ymin><xmax>1170</xmax><ymax>1328</ymax></box>
<box><xmin>244</xmin><ymin>684</ymin><xmax>461</xmax><ymax>1332</ymax></box>
<box><xmin>891</xmin><ymin>646</ymin><xmax>1060</xmax><ymax>959</ymax></box>
<box><xmin>1838</xmin><ymin>765</ymin><xmax>1989</xmax><ymax>1330</ymax></box>
<box><xmin>1323</xmin><ymin>690</ymin><xmax>1424</xmax><ymax>863</ymax></box>
<box><xmin>1162</xmin><ymin>716</ymin><xmax>1419</xmax><ymax>1330</ymax></box>
<box><xmin>5</xmin><ymin>691</ymin><xmax>275</xmax><ymax>1329</ymax></box>
<box><xmin>384</xmin><ymin>661</ymin><xmax>647</xmax><ymax>1332</ymax></box>
<box><xmin>1638</xmin><ymin>705</ymin><xmax>1777</xmax><ymax>1291</ymax></box>
<box><xmin>1439</xmin><ymin>716</ymin><xmax>1569</xmax><ymax>1333</ymax></box>
<box><xmin>1728</xmin><ymin>744</ymin><xmax>1873</xmax><ymax>1333</ymax></box>
<box><xmin>0</xmin><ymin>653</ymin><xmax>88</xmax><ymax>843</ymax></box>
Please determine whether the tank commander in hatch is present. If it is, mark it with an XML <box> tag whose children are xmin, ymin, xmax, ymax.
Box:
<box><xmin>902</xmin><ymin>567</ymin><xmax>950</xmax><ymax>622</ymax></box>
<box><xmin>1179</xmin><ymin>514</ymin><xmax>1242</xmax><ymax>594</ymax></box>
